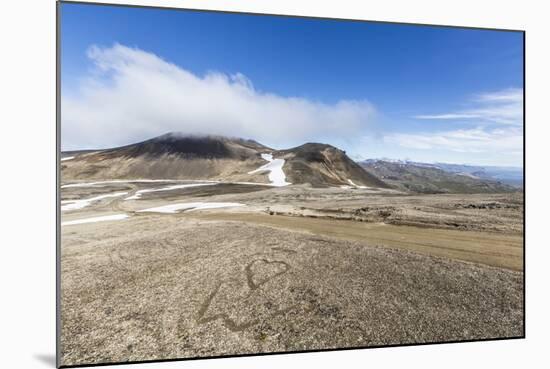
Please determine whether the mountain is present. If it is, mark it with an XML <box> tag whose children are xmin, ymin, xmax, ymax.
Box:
<box><xmin>360</xmin><ymin>159</ymin><xmax>519</xmax><ymax>194</ymax></box>
<box><xmin>61</xmin><ymin>133</ymin><xmax>388</xmax><ymax>188</ymax></box>
<box><xmin>98</xmin><ymin>133</ymin><xmax>269</xmax><ymax>160</ymax></box>
<box><xmin>433</xmin><ymin>163</ymin><xmax>523</xmax><ymax>188</ymax></box>
<box><xmin>61</xmin><ymin>133</ymin><xmax>274</xmax><ymax>183</ymax></box>
<box><xmin>278</xmin><ymin>143</ymin><xmax>388</xmax><ymax>188</ymax></box>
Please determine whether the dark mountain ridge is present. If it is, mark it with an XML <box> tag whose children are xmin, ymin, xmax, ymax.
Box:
<box><xmin>98</xmin><ymin>133</ymin><xmax>271</xmax><ymax>160</ymax></box>
<box><xmin>61</xmin><ymin>133</ymin><xmax>386</xmax><ymax>188</ymax></box>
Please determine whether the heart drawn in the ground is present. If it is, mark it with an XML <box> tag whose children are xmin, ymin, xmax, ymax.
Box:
<box><xmin>245</xmin><ymin>259</ymin><xmax>290</xmax><ymax>290</ymax></box>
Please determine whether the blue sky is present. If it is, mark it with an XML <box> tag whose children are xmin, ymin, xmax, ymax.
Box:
<box><xmin>60</xmin><ymin>2</ymin><xmax>524</xmax><ymax>167</ymax></box>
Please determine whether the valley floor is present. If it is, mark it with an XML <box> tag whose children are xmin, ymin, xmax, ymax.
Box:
<box><xmin>60</xmin><ymin>181</ymin><xmax>524</xmax><ymax>366</ymax></box>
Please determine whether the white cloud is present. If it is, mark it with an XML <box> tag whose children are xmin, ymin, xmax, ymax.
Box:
<box><xmin>476</xmin><ymin>89</ymin><xmax>523</xmax><ymax>103</ymax></box>
<box><xmin>414</xmin><ymin>113</ymin><xmax>479</xmax><ymax>120</ymax></box>
<box><xmin>399</xmin><ymin>88</ymin><xmax>523</xmax><ymax>165</ymax></box>
<box><xmin>384</xmin><ymin>126</ymin><xmax>522</xmax><ymax>154</ymax></box>
<box><xmin>62</xmin><ymin>44</ymin><xmax>376</xmax><ymax>150</ymax></box>
<box><xmin>414</xmin><ymin>88</ymin><xmax>523</xmax><ymax>126</ymax></box>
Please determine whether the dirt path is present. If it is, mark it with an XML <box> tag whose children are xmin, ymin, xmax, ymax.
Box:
<box><xmin>190</xmin><ymin>212</ymin><xmax>523</xmax><ymax>271</ymax></box>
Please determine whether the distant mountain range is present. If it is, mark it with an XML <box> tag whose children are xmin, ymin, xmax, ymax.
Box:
<box><xmin>430</xmin><ymin>162</ymin><xmax>523</xmax><ymax>188</ymax></box>
<box><xmin>360</xmin><ymin>159</ymin><xmax>521</xmax><ymax>193</ymax></box>
<box><xmin>61</xmin><ymin>133</ymin><xmax>521</xmax><ymax>193</ymax></box>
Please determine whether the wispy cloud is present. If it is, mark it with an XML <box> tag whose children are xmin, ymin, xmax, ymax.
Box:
<box><xmin>414</xmin><ymin>88</ymin><xmax>523</xmax><ymax>126</ymax></box>
<box><xmin>414</xmin><ymin>113</ymin><xmax>479</xmax><ymax>120</ymax></box>
<box><xmin>398</xmin><ymin>88</ymin><xmax>524</xmax><ymax>165</ymax></box>
<box><xmin>476</xmin><ymin>89</ymin><xmax>523</xmax><ymax>103</ymax></box>
<box><xmin>384</xmin><ymin>126</ymin><xmax>522</xmax><ymax>154</ymax></box>
<box><xmin>62</xmin><ymin>44</ymin><xmax>376</xmax><ymax>150</ymax></box>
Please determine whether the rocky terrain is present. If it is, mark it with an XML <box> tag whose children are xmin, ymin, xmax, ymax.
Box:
<box><xmin>59</xmin><ymin>134</ymin><xmax>524</xmax><ymax>366</ymax></box>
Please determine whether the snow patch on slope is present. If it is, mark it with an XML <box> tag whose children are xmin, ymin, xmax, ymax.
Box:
<box><xmin>248</xmin><ymin>153</ymin><xmax>291</xmax><ymax>187</ymax></box>
<box><xmin>347</xmin><ymin>179</ymin><xmax>369</xmax><ymax>189</ymax></box>
<box><xmin>138</xmin><ymin>202</ymin><xmax>245</xmax><ymax>214</ymax></box>
<box><xmin>61</xmin><ymin>192</ymin><xmax>128</xmax><ymax>211</ymax></box>
<box><xmin>125</xmin><ymin>183</ymin><xmax>216</xmax><ymax>200</ymax></box>
<box><xmin>61</xmin><ymin>179</ymin><xmax>216</xmax><ymax>189</ymax></box>
<box><xmin>62</xmin><ymin>213</ymin><xmax>129</xmax><ymax>226</ymax></box>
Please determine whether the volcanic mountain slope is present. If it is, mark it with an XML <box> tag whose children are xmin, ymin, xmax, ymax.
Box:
<box><xmin>276</xmin><ymin>143</ymin><xmax>388</xmax><ymax>188</ymax></box>
<box><xmin>360</xmin><ymin>159</ymin><xmax>517</xmax><ymax>194</ymax></box>
<box><xmin>61</xmin><ymin>133</ymin><xmax>388</xmax><ymax>188</ymax></box>
<box><xmin>61</xmin><ymin>133</ymin><xmax>274</xmax><ymax>183</ymax></box>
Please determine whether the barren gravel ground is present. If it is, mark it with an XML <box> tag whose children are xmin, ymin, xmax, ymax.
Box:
<box><xmin>194</xmin><ymin>213</ymin><xmax>523</xmax><ymax>270</ymax></box>
<box><xmin>60</xmin><ymin>183</ymin><xmax>524</xmax><ymax>366</ymax></box>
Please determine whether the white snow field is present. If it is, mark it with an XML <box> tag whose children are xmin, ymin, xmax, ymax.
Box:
<box><xmin>138</xmin><ymin>202</ymin><xmax>245</xmax><ymax>214</ymax></box>
<box><xmin>347</xmin><ymin>179</ymin><xmax>369</xmax><ymax>189</ymax></box>
<box><xmin>61</xmin><ymin>192</ymin><xmax>129</xmax><ymax>211</ymax></box>
<box><xmin>248</xmin><ymin>153</ymin><xmax>291</xmax><ymax>187</ymax></box>
<box><xmin>61</xmin><ymin>179</ymin><xmax>271</xmax><ymax>189</ymax></box>
<box><xmin>60</xmin><ymin>179</ymin><xmax>213</xmax><ymax>189</ymax></box>
<box><xmin>61</xmin><ymin>213</ymin><xmax>129</xmax><ymax>226</ymax></box>
<box><xmin>61</xmin><ymin>156</ymin><xmax>75</xmax><ymax>162</ymax></box>
<box><xmin>124</xmin><ymin>183</ymin><xmax>217</xmax><ymax>200</ymax></box>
